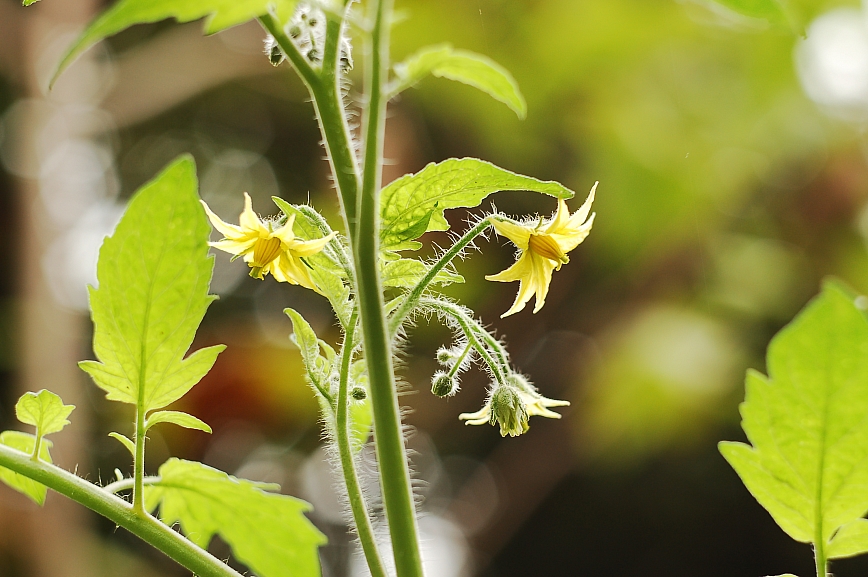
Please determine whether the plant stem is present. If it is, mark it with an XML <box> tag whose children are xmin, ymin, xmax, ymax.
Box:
<box><xmin>335</xmin><ymin>310</ymin><xmax>387</xmax><ymax>577</ymax></box>
<box><xmin>389</xmin><ymin>217</ymin><xmax>492</xmax><ymax>335</ymax></box>
<box><xmin>103</xmin><ymin>475</ymin><xmax>161</xmax><ymax>495</ymax></box>
<box><xmin>355</xmin><ymin>0</ymin><xmax>424</xmax><ymax>575</ymax></box>
<box><xmin>0</xmin><ymin>444</ymin><xmax>243</xmax><ymax>577</ymax></box>
<box><xmin>815</xmin><ymin>542</ymin><xmax>827</xmax><ymax>577</ymax></box>
<box><xmin>133</xmin><ymin>406</ymin><xmax>146</xmax><ymax>514</ymax></box>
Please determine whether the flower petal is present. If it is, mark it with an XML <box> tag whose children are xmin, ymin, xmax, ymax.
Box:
<box><xmin>276</xmin><ymin>253</ymin><xmax>320</xmax><ymax>293</ymax></box>
<box><xmin>544</xmin><ymin>198</ymin><xmax>571</xmax><ymax>234</ymax></box>
<box><xmin>272</xmin><ymin>214</ymin><xmax>297</xmax><ymax>244</ymax></box>
<box><xmin>290</xmin><ymin>231</ymin><xmax>337</xmax><ymax>257</ymax></box>
<box><xmin>239</xmin><ymin>192</ymin><xmax>266</xmax><ymax>233</ymax></box>
<box><xmin>209</xmin><ymin>238</ymin><xmax>256</xmax><ymax>256</ymax></box>
<box><xmin>551</xmin><ymin>213</ymin><xmax>595</xmax><ymax>253</ymax></box>
<box><xmin>491</xmin><ymin>218</ymin><xmax>531</xmax><ymax>250</ymax></box>
<box><xmin>566</xmin><ymin>182</ymin><xmax>596</xmax><ymax>230</ymax></box>
<box><xmin>530</xmin><ymin>253</ymin><xmax>557</xmax><ymax>314</ymax></box>
<box><xmin>201</xmin><ymin>200</ymin><xmax>246</xmax><ymax>239</ymax></box>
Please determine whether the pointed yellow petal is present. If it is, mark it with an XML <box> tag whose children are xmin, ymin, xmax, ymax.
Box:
<box><xmin>485</xmin><ymin>251</ymin><xmax>533</xmax><ymax>283</ymax></box>
<box><xmin>272</xmin><ymin>214</ymin><xmax>297</xmax><ymax>244</ymax></box>
<box><xmin>551</xmin><ymin>213</ymin><xmax>595</xmax><ymax>253</ymax></box>
<box><xmin>566</xmin><ymin>182</ymin><xmax>596</xmax><ymax>230</ymax></box>
<box><xmin>209</xmin><ymin>238</ymin><xmax>256</xmax><ymax>256</ymax></box>
<box><xmin>201</xmin><ymin>200</ymin><xmax>246</xmax><ymax>239</ymax></box>
<box><xmin>290</xmin><ymin>231</ymin><xmax>337</xmax><ymax>257</ymax></box>
<box><xmin>276</xmin><ymin>253</ymin><xmax>320</xmax><ymax>293</ymax></box>
<box><xmin>491</xmin><ymin>218</ymin><xmax>531</xmax><ymax>250</ymax></box>
<box><xmin>544</xmin><ymin>198</ymin><xmax>571</xmax><ymax>234</ymax></box>
<box><xmin>239</xmin><ymin>192</ymin><xmax>265</xmax><ymax>232</ymax></box>
<box><xmin>530</xmin><ymin>253</ymin><xmax>556</xmax><ymax>313</ymax></box>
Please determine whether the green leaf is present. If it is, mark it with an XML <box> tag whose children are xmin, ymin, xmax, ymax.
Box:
<box><xmin>391</xmin><ymin>44</ymin><xmax>527</xmax><ymax>118</ymax></box>
<box><xmin>54</xmin><ymin>0</ymin><xmax>298</xmax><ymax>85</ymax></box>
<box><xmin>145</xmin><ymin>410</ymin><xmax>212</xmax><ymax>434</ymax></box>
<box><xmin>379</xmin><ymin>158</ymin><xmax>574</xmax><ymax>251</ymax></box>
<box><xmin>145</xmin><ymin>458</ymin><xmax>326</xmax><ymax>577</ymax></box>
<box><xmin>720</xmin><ymin>281</ymin><xmax>868</xmax><ymax>559</ymax></box>
<box><xmin>285</xmin><ymin>308</ymin><xmax>331</xmax><ymax>394</ymax></box>
<box><xmin>22</xmin><ymin>0</ymin><xmax>41</xmax><ymax>5</ymax></box>
<box><xmin>15</xmin><ymin>390</ymin><xmax>74</xmax><ymax>437</ymax></box>
<box><xmin>382</xmin><ymin>258</ymin><xmax>463</xmax><ymax>288</ymax></box>
<box><xmin>0</xmin><ymin>431</ymin><xmax>52</xmax><ymax>505</ymax></box>
<box><xmin>108</xmin><ymin>432</ymin><xmax>136</xmax><ymax>457</ymax></box>
<box><xmin>79</xmin><ymin>156</ymin><xmax>225</xmax><ymax>415</ymax></box>
<box><xmin>828</xmin><ymin>519</ymin><xmax>868</xmax><ymax>559</ymax></box>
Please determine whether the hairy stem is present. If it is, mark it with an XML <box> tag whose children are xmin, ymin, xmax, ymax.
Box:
<box><xmin>389</xmin><ymin>217</ymin><xmax>492</xmax><ymax>335</ymax></box>
<box><xmin>0</xmin><ymin>444</ymin><xmax>243</xmax><ymax>577</ymax></box>
<box><xmin>355</xmin><ymin>0</ymin><xmax>424</xmax><ymax>575</ymax></box>
<box><xmin>103</xmin><ymin>475</ymin><xmax>160</xmax><ymax>495</ymax></box>
<box><xmin>335</xmin><ymin>311</ymin><xmax>387</xmax><ymax>577</ymax></box>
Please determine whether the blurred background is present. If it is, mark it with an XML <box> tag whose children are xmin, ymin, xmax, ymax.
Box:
<box><xmin>0</xmin><ymin>0</ymin><xmax>867</xmax><ymax>575</ymax></box>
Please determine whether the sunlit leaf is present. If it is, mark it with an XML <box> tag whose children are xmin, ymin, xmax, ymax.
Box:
<box><xmin>720</xmin><ymin>281</ymin><xmax>868</xmax><ymax>562</ymax></box>
<box><xmin>0</xmin><ymin>432</ymin><xmax>52</xmax><ymax>505</ymax></box>
<box><xmin>15</xmin><ymin>390</ymin><xmax>74</xmax><ymax>437</ymax></box>
<box><xmin>708</xmin><ymin>0</ymin><xmax>794</xmax><ymax>29</ymax></box>
<box><xmin>382</xmin><ymin>258</ymin><xmax>463</xmax><ymax>288</ymax></box>
<box><xmin>145</xmin><ymin>410</ymin><xmax>212</xmax><ymax>434</ymax></box>
<box><xmin>286</xmin><ymin>308</ymin><xmax>331</xmax><ymax>397</ymax></box>
<box><xmin>79</xmin><ymin>156</ymin><xmax>225</xmax><ymax>414</ymax></box>
<box><xmin>145</xmin><ymin>458</ymin><xmax>326</xmax><ymax>577</ymax></box>
<box><xmin>54</xmin><ymin>0</ymin><xmax>298</xmax><ymax>85</ymax></box>
<box><xmin>379</xmin><ymin>158</ymin><xmax>573</xmax><ymax>251</ymax></box>
<box><xmin>391</xmin><ymin>44</ymin><xmax>526</xmax><ymax>118</ymax></box>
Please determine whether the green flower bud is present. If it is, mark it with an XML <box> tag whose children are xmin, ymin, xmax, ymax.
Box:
<box><xmin>436</xmin><ymin>348</ymin><xmax>456</xmax><ymax>365</ymax></box>
<box><xmin>490</xmin><ymin>387</ymin><xmax>529</xmax><ymax>437</ymax></box>
<box><xmin>288</xmin><ymin>25</ymin><xmax>302</xmax><ymax>38</ymax></box>
<box><xmin>350</xmin><ymin>386</ymin><xmax>367</xmax><ymax>401</ymax></box>
<box><xmin>431</xmin><ymin>372</ymin><xmax>456</xmax><ymax>397</ymax></box>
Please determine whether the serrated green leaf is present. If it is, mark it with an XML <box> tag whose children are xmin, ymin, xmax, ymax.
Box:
<box><xmin>391</xmin><ymin>44</ymin><xmax>526</xmax><ymax>118</ymax></box>
<box><xmin>145</xmin><ymin>458</ymin><xmax>326</xmax><ymax>577</ymax></box>
<box><xmin>79</xmin><ymin>156</ymin><xmax>225</xmax><ymax>415</ymax></box>
<box><xmin>54</xmin><ymin>0</ymin><xmax>298</xmax><ymax>85</ymax></box>
<box><xmin>720</xmin><ymin>281</ymin><xmax>868</xmax><ymax>558</ymax></box>
<box><xmin>0</xmin><ymin>431</ymin><xmax>52</xmax><ymax>505</ymax></box>
<box><xmin>382</xmin><ymin>258</ymin><xmax>463</xmax><ymax>288</ymax></box>
<box><xmin>108</xmin><ymin>432</ymin><xmax>136</xmax><ymax>457</ymax></box>
<box><xmin>145</xmin><ymin>410</ymin><xmax>212</xmax><ymax>434</ymax></box>
<box><xmin>380</xmin><ymin>158</ymin><xmax>573</xmax><ymax>252</ymax></box>
<box><xmin>15</xmin><ymin>390</ymin><xmax>74</xmax><ymax>437</ymax></box>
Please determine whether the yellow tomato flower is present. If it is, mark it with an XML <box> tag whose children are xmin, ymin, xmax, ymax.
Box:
<box><xmin>459</xmin><ymin>376</ymin><xmax>570</xmax><ymax>437</ymax></box>
<box><xmin>201</xmin><ymin>193</ymin><xmax>335</xmax><ymax>293</ymax></box>
<box><xmin>486</xmin><ymin>183</ymin><xmax>597</xmax><ymax>317</ymax></box>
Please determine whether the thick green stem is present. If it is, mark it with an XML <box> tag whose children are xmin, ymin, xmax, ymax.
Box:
<box><xmin>389</xmin><ymin>217</ymin><xmax>492</xmax><ymax>335</ymax></box>
<box><xmin>355</xmin><ymin>0</ymin><xmax>424</xmax><ymax>576</ymax></box>
<box><xmin>335</xmin><ymin>311</ymin><xmax>387</xmax><ymax>577</ymax></box>
<box><xmin>815</xmin><ymin>544</ymin><xmax>827</xmax><ymax>577</ymax></box>
<box><xmin>0</xmin><ymin>444</ymin><xmax>243</xmax><ymax>577</ymax></box>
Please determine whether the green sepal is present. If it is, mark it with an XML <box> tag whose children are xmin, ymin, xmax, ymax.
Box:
<box><xmin>145</xmin><ymin>410</ymin><xmax>212</xmax><ymax>434</ymax></box>
<box><xmin>720</xmin><ymin>280</ymin><xmax>868</xmax><ymax>555</ymax></box>
<box><xmin>53</xmin><ymin>0</ymin><xmax>299</xmax><ymax>86</ymax></box>
<box><xmin>379</xmin><ymin>158</ymin><xmax>573</xmax><ymax>252</ymax></box>
<box><xmin>108</xmin><ymin>432</ymin><xmax>136</xmax><ymax>457</ymax></box>
<box><xmin>0</xmin><ymin>431</ymin><xmax>52</xmax><ymax>505</ymax></box>
<box><xmin>79</xmin><ymin>156</ymin><xmax>225</xmax><ymax>414</ymax></box>
<box><xmin>145</xmin><ymin>458</ymin><xmax>326</xmax><ymax>577</ymax></box>
<box><xmin>15</xmin><ymin>390</ymin><xmax>75</xmax><ymax>437</ymax></box>
<box><xmin>382</xmin><ymin>258</ymin><xmax>463</xmax><ymax>288</ymax></box>
<box><xmin>390</xmin><ymin>43</ymin><xmax>527</xmax><ymax>118</ymax></box>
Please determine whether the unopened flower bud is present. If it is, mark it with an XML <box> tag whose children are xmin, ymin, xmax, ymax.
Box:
<box><xmin>288</xmin><ymin>25</ymin><xmax>302</xmax><ymax>38</ymax></box>
<box><xmin>350</xmin><ymin>386</ymin><xmax>367</xmax><ymax>401</ymax></box>
<box><xmin>431</xmin><ymin>372</ymin><xmax>457</xmax><ymax>397</ymax></box>
<box><xmin>436</xmin><ymin>348</ymin><xmax>456</xmax><ymax>365</ymax></box>
<box><xmin>490</xmin><ymin>387</ymin><xmax>529</xmax><ymax>437</ymax></box>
